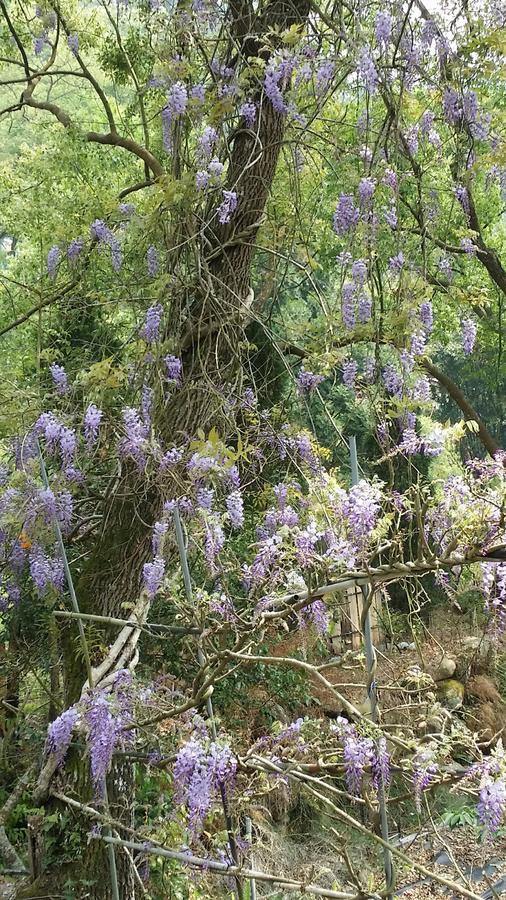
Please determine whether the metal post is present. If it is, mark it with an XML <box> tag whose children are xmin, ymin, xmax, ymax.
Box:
<box><xmin>245</xmin><ymin>817</ymin><xmax>256</xmax><ymax>900</ymax></box>
<box><xmin>349</xmin><ymin>437</ymin><xmax>394</xmax><ymax>898</ymax></box>
<box><xmin>173</xmin><ymin>506</ymin><xmax>244</xmax><ymax>900</ymax></box>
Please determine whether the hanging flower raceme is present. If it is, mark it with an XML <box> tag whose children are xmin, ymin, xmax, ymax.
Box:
<box><xmin>464</xmin><ymin>742</ymin><xmax>506</xmax><ymax>833</ymax></box>
<box><xmin>140</xmin><ymin>303</ymin><xmax>163</xmax><ymax>344</ymax></box>
<box><xmin>83</xmin><ymin>404</ymin><xmax>103</xmax><ymax>449</ymax></box>
<box><xmin>413</xmin><ymin>749</ymin><xmax>439</xmax><ymax>810</ymax></box>
<box><xmin>173</xmin><ymin>733</ymin><xmax>237</xmax><ymax>838</ymax></box>
<box><xmin>46</xmin><ymin>705</ymin><xmax>80</xmax><ymax>766</ymax></box>
<box><xmin>296</xmin><ymin>368</ymin><xmax>324</xmax><ymax>395</ymax></box>
<box><xmin>333</xmin><ymin>194</ymin><xmax>360</xmax><ymax>236</ymax></box>
<box><xmin>47</xmin><ymin>246</ymin><xmax>60</xmax><ymax>279</ymax></box>
<box><xmin>90</xmin><ymin>219</ymin><xmax>122</xmax><ymax>272</ymax></box>
<box><xmin>461</xmin><ymin>318</ymin><xmax>477</xmax><ymax>354</ymax></box>
<box><xmin>331</xmin><ymin>717</ymin><xmax>389</xmax><ymax>799</ymax></box>
<box><xmin>44</xmin><ymin>671</ymin><xmax>134</xmax><ymax>793</ymax></box>
<box><xmin>217</xmin><ymin>190</ymin><xmax>238</xmax><ymax>224</ymax></box>
<box><xmin>162</xmin><ymin>81</ymin><xmax>188</xmax><ymax>151</ymax></box>
<box><xmin>49</xmin><ymin>364</ymin><xmax>68</xmax><ymax>396</ymax></box>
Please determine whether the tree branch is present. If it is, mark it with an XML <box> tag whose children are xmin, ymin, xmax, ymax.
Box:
<box><xmin>420</xmin><ymin>357</ymin><xmax>500</xmax><ymax>457</ymax></box>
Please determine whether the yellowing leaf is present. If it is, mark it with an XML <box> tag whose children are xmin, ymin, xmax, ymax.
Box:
<box><xmin>281</xmin><ymin>23</ymin><xmax>304</xmax><ymax>46</ymax></box>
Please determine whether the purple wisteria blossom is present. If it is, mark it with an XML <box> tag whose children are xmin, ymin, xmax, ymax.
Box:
<box><xmin>478</xmin><ymin>780</ymin><xmax>506</xmax><ymax>832</ymax></box>
<box><xmin>382</xmin><ymin>363</ymin><xmax>402</xmax><ymax>396</ymax></box>
<box><xmin>358</xmin><ymin>177</ymin><xmax>376</xmax><ymax>206</ymax></box>
<box><xmin>342</xmin><ymin>282</ymin><xmax>356</xmax><ymax>329</ymax></box>
<box><xmin>388</xmin><ymin>252</ymin><xmax>404</xmax><ymax>272</ymax></box>
<box><xmin>342</xmin><ymin>359</ymin><xmax>358</xmax><ymax>389</ymax></box>
<box><xmin>343</xmin><ymin>733</ymin><xmax>374</xmax><ymax>795</ymax></box>
<box><xmin>264</xmin><ymin>64</ymin><xmax>289</xmax><ymax>114</ymax></box>
<box><xmin>190</xmin><ymin>83</ymin><xmax>206</xmax><ymax>103</ymax></box>
<box><xmin>438</xmin><ymin>256</ymin><xmax>453</xmax><ymax>281</ymax></box>
<box><xmin>383</xmin><ymin>168</ymin><xmax>398</xmax><ymax>191</ymax></box>
<box><xmin>67</xmin><ymin>237</ymin><xmax>84</xmax><ymax>263</ymax></box>
<box><xmin>90</xmin><ymin>219</ymin><xmax>122</xmax><ymax>271</ymax></box>
<box><xmin>296</xmin><ymin>368</ymin><xmax>324</xmax><ymax>395</ymax></box>
<box><xmin>420</xmin><ymin>110</ymin><xmax>435</xmax><ymax>136</ymax></box>
<box><xmin>160</xmin><ymin>447</ymin><xmax>183</xmax><ymax>469</ymax></box>
<box><xmin>372</xmin><ymin>737</ymin><xmax>391</xmax><ymax>790</ymax></box>
<box><xmin>352</xmin><ymin>259</ymin><xmax>367</xmax><ymax>284</ymax></box>
<box><xmin>301</xmin><ymin>598</ymin><xmax>329</xmax><ymax>634</ymax></box>
<box><xmin>410</xmin><ymin>331</ymin><xmax>426</xmax><ymax>357</ymax></box>
<box><xmin>84</xmin><ymin>404</ymin><xmax>102</xmax><ymax>449</ymax></box>
<box><xmin>344</xmin><ymin>480</ymin><xmax>380</xmax><ymax>546</ymax></box>
<box><xmin>67</xmin><ymin>32</ymin><xmax>78</xmax><ymax>54</ymax></box>
<box><xmin>419</xmin><ymin>301</ymin><xmax>433</xmax><ymax>334</ymax></box>
<box><xmin>217</xmin><ymin>190</ymin><xmax>238</xmax><ymax>224</ymax></box>
<box><xmin>47</xmin><ymin>246</ymin><xmax>60</xmax><ymax>279</ymax></box>
<box><xmin>384</xmin><ymin>205</ymin><xmax>398</xmax><ymax>229</ymax></box>
<box><xmin>205</xmin><ymin>520</ymin><xmax>225</xmax><ymax>574</ymax></box>
<box><xmin>174</xmin><ymin>737</ymin><xmax>237</xmax><ymax>838</ymax></box>
<box><xmin>423</xmin><ymin>426</ymin><xmax>446</xmax><ymax>457</ymax></box>
<box><xmin>413</xmin><ymin>750</ymin><xmax>438</xmax><ymax>810</ymax></box>
<box><xmin>208</xmin><ymin>157</ymin><xmax>224</xmax><ymax>179</ymax></box>
<box><xmin>375</xmin><ymin>11</ymin><xmax>393</xmax><ymax>48</ymax></box>
<box><xmin>147</xmin><ymin>245</ymin><xmax>159</xmax><ymax>276</ymax></box>
<box><xmin>140</xmin><ymin>304</ymin><xmax>163</xmax><ymax>343</ymax></box>
<box><xmin>49</xmin><ymin>364</ymin><xmax>68</xmax><ymax>395</ymax></box>
<box><xmin>443</xmin><ymin>87</ymin><xmax>461</xmax><ymax>124</ymax></box>
<box><xmin>196</xmin><ymin>170</ymin><xmax>210</xmax><ymax>191</ymax></box>
<box><xmin>46</xmin><ymin>706</ymin><xmax>79</xmax><ymax>766</ymax></box>
<box><xmin>197</xmin><ymin>125</ymin><xmax>218</xmax><ymax>164</ymax></box>
<box><xmin>34</xmin><ymin>34</ymin><xmax>46</xmax><ymax>55</ymax></box>
<box><xmin>412</xmin><ymin>376</ymin><xmax>431</xmax><ymax>402</ymax></box>
<box><xmin>164</xmin><ymin>354</ymin><xmax>182</xmax><ymax>385</ymax></box>
<box><xmin>85</xmin><ymin>695</ymin><xmax>119</xmax><ymax>790</ymax></box>
<box><xmin>35</xmin><ymin>411</ymin><xmax>62</xmax><ymax>450</ymax></box>
<box><xmin>152</xmin><ymin>521</ymin><xmax>168</xmax><ymax>554</ymax></box>
<box><xmin>453</xmin><ymin>184</ymin><xmax>470</xmax><ymax>215</ymax></box>
<box><xmin>462</xmin><ymin>318</ymin><xmax>477</xmax><ymax>354</ymax></box>
<box><xmin>315</xmin><ymin>60</ymin><xmax>334</xmax><ymax>95</ymax></box>
<box><xmin>362</xmin><ymin>355</ymin><xmax>375</xmax><ymax>383</ymax></box>
<box><xmin>120</xmin><ymin>407</ymin><xmax>149</xmax><ymax>470</ymax></box>
<box><xmin>29</xmin><ymin>544</ymin><xmax>62</xmax><ymax>596</ymax></box>
<box><xmin>143</xmin><ymin>556</ymin><xmax>165</xmax><ymax>597</ymax></box>
<box><xmin>333</xmin><ymin>194</ymin><xmax>360</xmax><ymax>236</ymax></box>
<box><xmin>239</xmin><ymin>101</ymin><xmax>257</xmax><ymax>128</ymax></box>
<box><xmin>399</xmin><ymin>428</ymin><xmax>420</xmax><ymax>456</ymax></box>
<box><xmin>197</xmin><ymin>486</ymin><xmax>214</xmax><ymax>511</ymax></box>
<box><xmin>357</xmin><ymin>47</ymin><xmax>378</xmax><ymax>93</ymax></box>
<box><xmin>162</xmin><ymin>81</ymin><xmax>188</xmax><ymax>151</ymax></box>
<box><xmin>460</xmin><ymin>238</ymin><xmax>476</xmax><ymax>254</ymax></box>
<box><xmin>358</xmin><ymin>294</ymin><xmax>372</xmax><ymax>323</ymax></box>
<box><xmin>226</xmin><ymin>491</ymin><xmax>244</xmax><ymax>529</ymax></box>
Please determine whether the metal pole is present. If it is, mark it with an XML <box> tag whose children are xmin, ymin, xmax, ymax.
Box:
<box><xmin>245</xmin><ymin>817</ymin><xmax>256</xmax><ymax>900</ymax></box>
<box><xmin>173</xmin><ymin>506</ymin><xmax>244</xmax><ymax>900</ymax></box>
<box><xmin>349</xmin><ymin>437</ymin><xmax>394</xmax><ymax>898</ymax></box>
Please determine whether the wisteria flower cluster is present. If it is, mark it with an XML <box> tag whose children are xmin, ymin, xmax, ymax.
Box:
<box><xmin>463</xmin><ymin>741</ymin><xmax>506</xmax><ymax>832</ymax></box>
<box><xmin>45</xmin><ymin>670</ymin><xmax>134</xmax><ymax>793</ymax></box>
<box><xmin>331</xmin><ymin>716</ymin><xmax>390</xmax><ymax>798</ymax></box>
<box><xmin>173</xmin><ymin>729</ymin><xmax>237</xmax><ymax>839</ymax></box>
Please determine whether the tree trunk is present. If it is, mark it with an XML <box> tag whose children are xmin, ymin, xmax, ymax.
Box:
<box><xmin>33</xmin><ymin>3</ymin><xmax>311</xmax><ymax>897</ymax></box>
